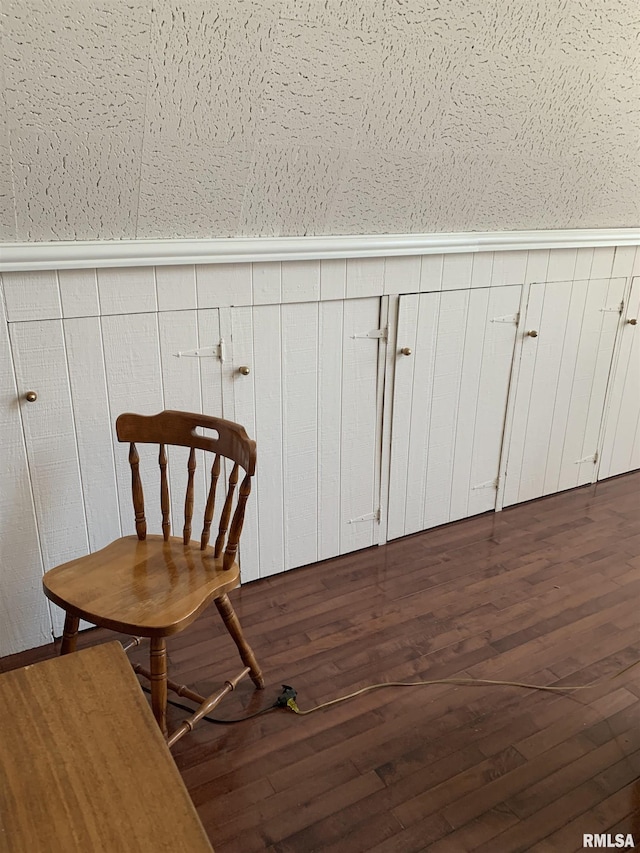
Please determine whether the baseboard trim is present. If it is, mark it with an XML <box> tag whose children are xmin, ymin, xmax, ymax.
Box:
<box><xmin>1</xmin><ymin>228</ymin><xmax>639</xmax><ymax>272</ymax></box>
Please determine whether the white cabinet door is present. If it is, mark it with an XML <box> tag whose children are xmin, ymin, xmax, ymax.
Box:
<box><xmin>10</xmin><ymin>310</ymin><xmax>225</xmax><ymax>637</ymax></box>
<box><xmin>229</xmin><ymin>298</ymin><xmax>383</xmax><ymax>580</ymax></box>
<box><xmin>598</xmin><ymin>276</ymin><xmax>640</xmax><ymax>480</ymax></box>
<box><xmin>9</xmin><ymin>320</ymin><xmax>90</xmax><ymax>635</ymax></box>
<box><xmin>503</xmin><ymin>277</ymin><xmax>626</xmax><ymax>506</ymax></box>
<box><xmin>100</xmin><ymin>309</ymin><xmax>225</xmax><ymax>542</ymax></box>
<box><xmin>0</xmin><ymin>310</ymin><xmax>52</xmax><ymax>655</ymax></box>
<box><xmin>388</xmin><ymin>286</ymin><xmax>521</xmax><ymax>540</ymax></box>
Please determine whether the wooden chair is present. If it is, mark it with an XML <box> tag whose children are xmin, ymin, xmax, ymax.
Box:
<box><xmin>42</xmin><ymin>410</ymin><xmax>264</xmax><ymax>746</ymax></box>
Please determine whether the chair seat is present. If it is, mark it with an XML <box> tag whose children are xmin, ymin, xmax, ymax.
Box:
<box><xmin>43</xmin><ymin>535</ymin><xmax>240</xmax><ymax>637</ymax></box>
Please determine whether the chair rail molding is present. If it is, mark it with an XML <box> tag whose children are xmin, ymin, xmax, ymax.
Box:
<box><xmin>2</xmin><ymin>228</ymin><xmax>640</xmax><ymax>272</ymax></box>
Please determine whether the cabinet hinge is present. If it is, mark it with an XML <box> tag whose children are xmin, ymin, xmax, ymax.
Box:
<box><xmin>490</xmin><ymin>313</ymin><xmax>520</xmax><ymax>325</ymax></box>
<box><xmin>599</xmin><ymin>301</ymin><xmax>624</xmax><ymax>314</ymax></box>
<box><xmin>173</xmin><ymin>338</ymin><xmax>226</xmax><ymax>362</ymax></box>
<box><xmin>574</xmin><ymin>450</ymin><xmax>598</xmax><ymax>465</ymax></box>
<box><xmin>472</xmin><ymin>478</ymin><xmax>499</xmax><ymax>491</ymax></box>
<box><xmin>348</xmin><ymin>508</ymin><xmax>381</xmax><ymax>524</ymax></box>
<box><xmin>351</xmin><ymin>327</ymin><xmax>388</xmax><ymax>342</ymax></box>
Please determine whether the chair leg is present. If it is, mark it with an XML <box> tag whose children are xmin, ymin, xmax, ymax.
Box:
<box><xmin>60</xmin><ymin>613</ymin><xmax>79</xmax><ymax>655</ymax></box>
<box><xmin>215</xmin><ymin>593</ymin><xmax>264</xmax><ymax>689</ymax></box>
<box><xmin>150</xmin><ymin>638</ymin><xmax>168</xmax><ymax>738</ymax></box>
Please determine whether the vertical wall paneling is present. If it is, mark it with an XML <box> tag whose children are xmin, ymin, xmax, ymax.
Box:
<box><xmin>471</xmin><ymin>253</ymin><xmax>493</xmax><ymax>289</ymax></box>
<box><xmin>281</xmin><ymin>301</ymin><xmax>319</xmax><ymax>570</ymax></box>
<box><xmin>339</xmin><ymin>297</ymin><xmax>381</xmax><ymax>554</ymax></box>
<box><xmin>590</xmin><ymin>248</ymin><xmax>616</xmax><ymax>280</ymax></box>
<box><xmin>388</xmin><ymin>286</ymin><xmax>520</xmax><ymax>539</ymax></box>
<box><xmin>598</xmin><ymin>277</ymin><xmax>640</xmax><ymax>479</ymax></box>
<box><xmin>574</xmin><ymin>248</ymin><xmax>595</xmax><ymax>280</ymax></box>
<box><xmin>97</xmin><ymin>267</ymin><xmax>157</xmax><ymax>314</ymax></box>
<box><xmin>560</xmin><ymin>277</ymin><xmax>627</xmax><ymax>490</ymax></box>
<box><xmin>9</xmin><ymin>320</ymin><xmax>88</xmax><ymax>634</ymax></box>
<box><xmin>546</xmin><ymin>248</ymin><xmax>578</xmax><ymax>282</ymax></box>
<box><xmin>194</xmin><ymin>308</ymin><xmax>228</xmax><ymax>548</ymax></box>
<box><xmin>441</xmin><ymin>253</ymin><xmax>473</xmax><ymax>290</ymax></box>
<box><xmin>156</xmin><ymin>265</ymin><xmax>197</xmax><ymax>311</ymax></box>
<box><xmin>346</xmin><ymin>258</ymin><xmax>385</xmax><ymax>298</ymax></box>
<box><xmin>247</xmin><ymin>304</ymin><xmax>285</xmax><ymax>576</ymax></box>
<box><xmin>405</xmin><ymin>292</ymin><xmax>444</xmax><ymax>535</ymax></box>
<box><xmin>2</xmin><ymin>271</ymin><xmax>62</xmax><ymax>321</ymax></box>
<box><xmin>450</xmin><ymin>287</ymin><xmax>521</xmax><ymax>520</ymax></box>
<box><xmin>317</xmin><ymin>300</ymin><xmax>344</xmax><ymax>562</ymax></box>
<box><xmin>320</xmin><ymin>259</ymin><xmax>346</xmax><ymax>301</ymax></box>
<box><xmin>502</xmin><ymin>278</ymin><xmax>626</xmax><ymax>506</ymax></box>
<box><xmin>612</xmin><ymin>246</ymin><xmax>637</xmax><ymax>278</ymax></box>
<box><xmin>64</xmin><ymin>317</ymin><xmax>121</xmax><ymax>552</ymax></box>
<box><xmin>197</xmin><ymin>309</ymin><xmax>225</xmax><ymax>418</ymax></box>
<box><xmin>281</xmin><ymin>260</ymin><xmax>320</xmax><ymax>303</ymax></box>
<box><xmin>252</xmin><ymin>262</ymin><xmax>282</xmax><ymax>305</ymax></box>
<box><xmin>101</xmin><ymin>313</ymin><xmax>165</xmax><ymax>536</ymax></box>
<box><xmin>420</xmin><ymin>255</ymin><xmax>444</xmax><ymax>292</ymax></box>
<box><xmin>524</xmin><ymin>250</ymin><xmax>550</xmax><ymax>284</ymax></box>
<box><xmin>377</xmin><ymin>295</ymin><xmax>398</xmax><ymax>546</ymax></box>
<box><xmin>387</xmin><ymin>293</ymin><xmax>420</xmax><ymax>541</ymax></box>
<box><xmin>383</xmin><ymin>256</ymin><xmax>421</xmax><ymax>295</ymax></box>
<box><xmin>465</xmin><ymin>287</ymin><xmax>522</xmax><ymax>517</ymax></box>
<box><xmin>58</xmin><ymin>269</ymin><xmax>100</xmax><ymax>317</ymax></box>
<box><xmin>229</xmin><ymin>306</ymin><xmax>260</xmax><ymax>582</ymax></box>
<box><xmin>158</xmin><ymin>310</ymin><xmax>207</xmax><ymax>537</ymax></box>
<box><xmin>0</xmin><ymin>305</ymin><xmax>52</xmax><ymax>654</ymax></box>
<box><xmin>197</xmin><ymin>263</ymin><xmax>252</xmax><ymax>309</ymax></box>
<box><xmin>490</xmin><ymin>251</ymin><xmax>527</xmax><ymax>287</ymax></box>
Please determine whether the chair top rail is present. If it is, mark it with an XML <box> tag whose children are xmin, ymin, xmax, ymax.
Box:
<box><xmin>116</xmin><ymin>410</ymin><xmax>256</xmax><ymax>475</ymax></box>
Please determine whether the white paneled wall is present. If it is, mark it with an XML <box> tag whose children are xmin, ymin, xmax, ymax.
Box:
<box><xmin>1</xmin><ymin>241</ymin><xmax>639</xmax><ymax>655</ymax></box>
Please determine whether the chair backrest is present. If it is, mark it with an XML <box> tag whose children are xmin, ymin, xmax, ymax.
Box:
<box><xmin>116</xmin><ymin>410</ymin><xmax>257</xmax><ymax>571</ymax></box>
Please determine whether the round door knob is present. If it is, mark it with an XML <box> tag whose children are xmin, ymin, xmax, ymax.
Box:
<box><xmin>24</xmin><ymin>390</ymin><xmax>38</xmax><ymax>402</ymax></box>
<box><xmin>627</xmin><ymin>318</ymin><xmax>637</xmax><ymax>325</ymax></box>
<box><xmin>400</xmin><ymin>347</ymin><xmax>412</xmax><ymax>356</ymax></box>
<box><xmin>238</xmin><ymin>365</ymin><xmax>251</xmax><ymax>375</ymax></box>
<box><xmin>526</xmin><ymin>330</ymin><xmax>538</xmax><ymax>338</ymax></box>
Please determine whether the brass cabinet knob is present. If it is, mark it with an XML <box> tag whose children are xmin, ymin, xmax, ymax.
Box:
<box><xmin>526</xmin><ymin>330</ymin><xmax>538</xmax><ymax>338</ymax></box>
<box><xmin>627</xmin><ymin>318</ymin><xmax>637</xmax><ymax>325</ymax></box>
<box><xmin>400</xmin><ymin>347</ymin><xmax>412</xmax><ymax>356</ymax></box>
<box><xmin>238</xmin><ymin>365</ymin><xmax>251</xmax><ymax>375</ymax></box>
<box><xmin>24</xmin><ymin>391</ymin><xmax>38</xmax><ymax>402</ymax></box>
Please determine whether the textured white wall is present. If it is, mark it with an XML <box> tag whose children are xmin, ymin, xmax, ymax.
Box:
<box><xmin>0</xmin><ymin>0</ymin><xmax>638</xmax><ymax>242</ymax></box>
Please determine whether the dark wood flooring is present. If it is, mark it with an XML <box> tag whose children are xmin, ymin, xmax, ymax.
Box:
<box><xmin>3</xmin><ymin>472</ymin><xmax>640</xmax><ymax>852</ymax></box>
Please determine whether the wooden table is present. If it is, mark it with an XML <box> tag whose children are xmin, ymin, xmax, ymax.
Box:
<box><xmin>0</xmin><ymin>642</ymin><xmax>213</xmax><ymax>852</ymax></box>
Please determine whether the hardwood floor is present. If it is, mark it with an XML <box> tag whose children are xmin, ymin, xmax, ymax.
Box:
<box><xmin>3</xmin><ymin>472</ymin><xmax>640</xmax><ymax>852</ymax></box>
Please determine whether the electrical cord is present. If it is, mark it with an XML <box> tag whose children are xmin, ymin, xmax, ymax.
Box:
<box><xmin>281</xmin><ymin>658</ymin><xmax>640</xmax><ymax>716</ymax></box>
<box><xmin>139</xmin><ymin>659</ymin><xmax>640</xmax><ymax>723</ymax></box>
<box><xmin>140</xmin><ymin>684</ymin><xmax>279</xmax><ymax>724</ymax></box>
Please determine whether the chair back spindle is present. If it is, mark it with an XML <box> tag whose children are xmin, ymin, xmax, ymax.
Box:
<box><xmin>129</xmin><ymin>442</ymin><xmax>147</xmax><ymax>540</ymax></box>
<box><xmin>201</xmin><ymin>455</ymin><xmax>221</xmax><ymax>550</ymax></box>
<box><xmin>159</xmin><ymin>444</ymin><xmax>170</xmax><ymax>541</ymax></box>
<box><xmin>183</xmin><ymin>447</ymin><xmax>197</xmax><ymax>545</ymax></box>
<box><xmin>117</xmin><ymin>411</ymin><xmax>256</xmax><ymax>570</ymax></box>
<box><xmin>214</xmin><ymin>463</ymin><xmax>238</xmax><ymax>558</ymax></box>
<box><xmin>223</xmin><ymin>473</ymin><xmax>252</xmax><ymax>571</ymax></box>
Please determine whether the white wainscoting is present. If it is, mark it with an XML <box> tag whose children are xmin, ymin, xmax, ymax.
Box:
<box><xmin>1</xmin><ymin>232</ymin><xmax>639</xmax><ymax>655</ymax></box>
